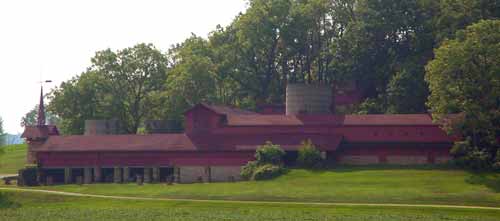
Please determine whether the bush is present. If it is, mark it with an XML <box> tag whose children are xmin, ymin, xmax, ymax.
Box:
<box><xmin>18</xmin><ymin>167</ymin><xmax>39</xmax><ymax>186</ymax></box>
<box><xmin>297</xmin><ymin>140</ymin><xmax>323</xmax><ymax>169</ymax></box>
<box><xmin>240</xmin><ymin>161</ymin><xmax>258</xmax><ymax>180</ymax></box>
<box><xmin>252</xmin><ymin>164</ymin><xmax>285</xmax><ymax>181</ymax></box>
<box><xmin>452</xmin><ymin>148</ymin><xmax>492</xmax><ymax>170</ymax></box>
<box><xmin>240</xmin><ymin>141</ymin><xmax>287</xmax><ymax>181</ymax></box>
<box><xmin>450</xmin><ymin>140</ymin><xmax>469</xmax><ymax>157</ymax></box>
<box><xmin>255</xmin><ymin>141</ymin><xmax>285</xmax><ymax>165</ymax></box>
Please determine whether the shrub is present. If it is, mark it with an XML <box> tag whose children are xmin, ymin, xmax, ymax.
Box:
<box><xmin>450</xmin><ymin>140</ymin><xmax>469</xmax><ymax>157</ymax></box>
<box><xmin>18</xmin><ymin>166</ymin><xmax>40</xmax><ymax>186</ymax></box>
<box><xmin>252</xmin><ymin>164</ymin><xmax>285</xmax><ymax>181</ymax></box>
<box><xmin>240</xmin><ymin>161</ymin><xmax>258</xmax><ymax>180</ymax></box>
<box><xmin>452</xmin><ymin>148</ymin><xmax>492</xmax><ymax>170</ymax></box>
<box><xmin>297</xmin><ymin>139</ymin><xmax>323</xmax><ymax>169</ymax></box>
<box><xmin>255</xmin><ymin>141</ymin><xmax>285</xmax><ymax>165</ymax></box>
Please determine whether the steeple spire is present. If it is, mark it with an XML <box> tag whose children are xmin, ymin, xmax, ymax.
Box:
<box><xmin>37</xmin><ymin>86</ymin><xmax>46</xmax><ymax>126</ymax></box>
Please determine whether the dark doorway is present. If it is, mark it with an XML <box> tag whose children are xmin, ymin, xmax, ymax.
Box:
<box><xmin>44</xmin><ymin>168</ymin><xmax>65</xmax><ymax>184</ymax></box>
<box><xmin>101</xmin><ymin>168</ymin><xmax>114</xmax><ymax>183</ymax></box>
<box><xmin>284</xmin><ymin>151</ymin><xmax>298</xmax><ymax>167</ymax></box>
<box><xmin>160</xmin><ymin>167</ymin><xmax>174</xmax><ymax>182</ymax></box>
<box><xmin>71</xmin><ymin>168</ymin><xmax>84</xmax><ymax>183</ymax></box>
<box><xmin>130</xmin><ymin>167</ymin><xmax>144</xmax><ymax>182</ymax></box>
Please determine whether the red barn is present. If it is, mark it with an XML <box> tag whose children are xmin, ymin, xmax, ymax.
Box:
<box><xmin>22</xmin><ymin>84</ymin><xmax>459</xmax><ymax>184</ymax></box>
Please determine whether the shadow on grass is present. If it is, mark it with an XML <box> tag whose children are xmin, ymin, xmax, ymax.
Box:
<box><xmin>465</xmin><ymin>173</ymin><xmax>500</xmax><ymax>193</ymax></box>
<box><xmin>0</xmin><ymin>192</ymin><xmax>21</xmax><ymax>209</ymax></box>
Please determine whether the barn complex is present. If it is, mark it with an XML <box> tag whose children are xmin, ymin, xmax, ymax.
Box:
<box><xmin>21</xmin><ymin>84</ymin><xmax>458</xmax><ymax>184</ymax></box>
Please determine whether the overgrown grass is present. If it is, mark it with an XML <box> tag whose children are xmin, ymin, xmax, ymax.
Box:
<box><xmin>34</xmin><ymin>167</ymin><xmax>500</xmax><ymax>207</ymax></box>
<box><xmin>0</xmin><ymin>144</ymin><xmax>26</xmax><ymax>174</ymax></box>
<box><xmin>1</xmin><ymin>190</ymin><xmax>500</xmax><ymax>221</ymax></box>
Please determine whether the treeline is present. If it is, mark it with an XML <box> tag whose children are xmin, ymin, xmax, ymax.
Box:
<box><xmin>46</xmin><ymin>0</ymin><xmax>499</xmax><ymax>171</ymax></box>
<box><xmin>47</xmin><ymin>0</ymin><xmax>498</xmax><ymax>134</ymax></box>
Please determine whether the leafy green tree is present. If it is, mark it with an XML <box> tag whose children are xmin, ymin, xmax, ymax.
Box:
<box><xmin>432</xmin><ymin>0</ymin><xmax>500</xmax><ymax>43</ymax></box>
<box><xmin>161</xmin><ymin>36</ymin><xmax>219</xmax><ymax>120</ymax></box>
<box><xmin>49</xmin><ymin>43</ymin><xmax>168</xmax><ymax>134</ymax></box>
<box><xmin>425</xmin><ymin>19</ymin><xmax>500</xmax><ymax>169</ymax></box>
<box><xmin>0</xmin><ymin>116</ymin><xmax>5</xmax><ymax>146</ymax></box>
<box><xmin>48</xmin><ymin>71</ymin><xmax>110</xmax><ymax>134</ymax></box>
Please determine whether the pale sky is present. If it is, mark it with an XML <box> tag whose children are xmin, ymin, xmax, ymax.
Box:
<box><xmin>0</xmin><ymin>0</ymin><xmax>247</xmax><ymax>134</ymax></box>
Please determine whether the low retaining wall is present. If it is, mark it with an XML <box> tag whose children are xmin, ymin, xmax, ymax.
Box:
<box><xmin>178</xmin><ymin>166</ymin><xmax>207</xmax><ymax>183</ymax></box>
<box><xmin>386</xmin><ymin>156</ymin><xmax>428</xmax><ymax>165</ymax></box>
<box><xmin>210</xmin><ymin>166</ymin><xmax>241</xmax><ymax>182</ymax></box>
<box><xmin>338</xmin><ymin>155</ymin><xmax>451</xmax><ymax>165</ymax></box>
<box><xmin>338</xmin><ymin>156</ymin><xmax>379</xmax><ymax>165</ymax></box>
<box><xmin>178</xmin><ymin>166</ymin><xmax>242</xmax><ymax>183</ymax></box>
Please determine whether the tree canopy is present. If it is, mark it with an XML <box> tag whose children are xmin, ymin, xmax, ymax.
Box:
<box><xmin>0</xmin><ymin>116</ymin><xmax>5</xmax><ymax>146</ymax></box>
<box><xmin>46</xmin><ymin>0</ymin><xmax>499</xmax><ymax>136</ymax></box>
<box><xmin>425</xmin><ymin>19</ymin><xmax>500</xmax><ymax>169</ymax></box>
<box><xmin>20</xmin><ymin>105</ymin><xmax>60</xmax><ymax>128</ymax></box>
<box><xmin>49</xmin><ymin>43</ymin><xmax>168</xmax><ymax>134</ymax></box>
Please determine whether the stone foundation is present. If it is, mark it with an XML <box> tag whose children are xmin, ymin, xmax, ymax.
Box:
<box><xmin>210</xmin><ymin>166</ymin><xmax>242</xmax><ymax>182</ymax></box>
<box><xmin>113</xmin><ymin>167</ymin><xmax>122</xmax><ymax>183</ymax></box>
<box><xmin>152</xmin><ymin>167</ymin><xmax>160</xmax><ymax>183</ymax></box>
<box><xmin>179</xmin><ymin>166</ymin><xmax>207</xmax><ymax>183</ymax></box>
<box><xmin>64</xmin><ymin>168</ymin><xmax>72</xmax><ymax>184</ymax></box>
<box><xmin>144</xmin><ymin>167</ymin><xmax>152</xmax><ymax>183</ymax></box>
<box><xmin>386</xmin><ymin>156</ymin><xmax>428</xmax><ymax>165</ymax></box>
<box><xmin>435</xmin><ymin>156</ymin><xmax>451</xmax><ymax>164</ymax></box>
<box><xmin>338</xmin><ymin>156</ymin><xmax>379</xmax><ymax>165</ymax></box>
<box><xmin>83</xmin><ymin>167</ymin><xmax>92</xmax><ymax>184</ymax></box>
<box><xmin>94</xmin><ymin>167</ymin><xmax>102</xmax><ymax>182</ymax></box>
<box><xmin>337</xmin><ymin>155</ymin><xmax>452</xmax><ymax>165</ymax></box>
<box><xmin>123</xmin><ymin>167</ymin><xmax>130</xmax><ymax>182</ymax></box>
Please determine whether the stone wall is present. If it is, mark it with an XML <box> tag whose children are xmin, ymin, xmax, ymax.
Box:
<box><xmin>178</xmin><ymin>166</ymin><xmax>242</xmax><ymax>183</ymax></box>
<box><xmin>435</xmin><ymin>156</ymin><xmax>451</xmax><ymax>164</ymax></box>
<box><xmin>337</xmin><ymin>156</ymin><xmax>379</xmax><ymax>165</ymax></box>
<box><xmin>386</xmin><ymin>156</ymin><xmax>428</xmax><ymax>165</ymax></box>
<box><xmin>178</xmin><ymin>166</ymin><xmax>207</xmax><ymax>183</ymax></box>
<box><xmin>210</xmin><ymin>166</ymin><xmax>242</xmax><ymax>182</ymax></box>
<box><xmin>337</xmin><ymin>155</ymin><xmax>451</xmax><ymax>165</ymax></box>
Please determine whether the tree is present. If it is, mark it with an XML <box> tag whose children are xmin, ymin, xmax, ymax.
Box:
<box><xmin>49</xmin><ymin>43</ymin><xmax>169</xmax><ymax>134</ymax></box>
<box><xmin>425</xmin><ymin>19</ymin><xmax>500</xmax><ymax>169</ymax></box>
<box><xmin>20</xmin><ymin>105</ymin><xmax>61</xmax><ymax>127</ymax></box>
<box><xmin>0</xmin><ymin>116</ymin><xmax>5</xmax><ymax>146</ymax></box>
<box><xmin>48</xmin><ymin>71</ymin><xmax>110</xmax><ymax>134</ymax></box>
<box><xmin>161</xmin><ymin>35</ymin><xmax>219</xmax><ymax>121</ymax></box>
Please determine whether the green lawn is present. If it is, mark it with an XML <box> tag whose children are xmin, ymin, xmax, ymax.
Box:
<box><xmin>35</xmin><ymin>167</ymin><xmax>500</xmax><ymax>207</ymax></box>
<box><xmin>0</xmin><ymin>144</ymin><xmax>26</xmax><ymax>174</ymax></box>
<box><xmin>1</xmin><ymin>190</ymin><xmax>500</xmax><ymax>221</ymax></box>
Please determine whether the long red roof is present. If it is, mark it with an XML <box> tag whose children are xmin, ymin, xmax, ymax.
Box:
<box><xmin>31</xmin><ymin>104</ymin><xmax>457</xmax><ymax>153</ymax></box>
<box><xmin>226</xmin><ymin>114</ymin><xmax>437</xmax><ymax>126</ymax></box>
<box><xmin>37</xmin><ymin>134</ymin><xmax>197</xmax><ymax>152</ymax></box>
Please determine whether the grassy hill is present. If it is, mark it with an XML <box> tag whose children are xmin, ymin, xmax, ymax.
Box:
<box><xmin>1</xmin><ymin>190</ymin><xmax>500</xmax><ymax>221</ymax></box>
<box><xmin>0</xmin><ymin>144</ymin><xmax>26</xmax><ymax>174</ymax></box>
<box><xmin>38</xmin><ymin>167</ymin><xmax>500</xmax><ymax>207</ymax></box>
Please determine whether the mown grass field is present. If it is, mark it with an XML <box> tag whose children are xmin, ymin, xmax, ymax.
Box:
<box><xmin>0</xmin><ymin>144</ymin><xmax>26</xmax><ymax>174</ymax></box>
<box><xmin>2</xmin><ymin>143</ymin><xmax>500</xmax><ymax>219</ymax></box>
<box><xmin>1</xmin><ymin>190</ymin><xmax>500</xmax><ymax>221</ymax></box>
<box><xmin>34</xmin><ymin>168</ymin><xmax>500</xmax><ymax>207</ymax></box>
